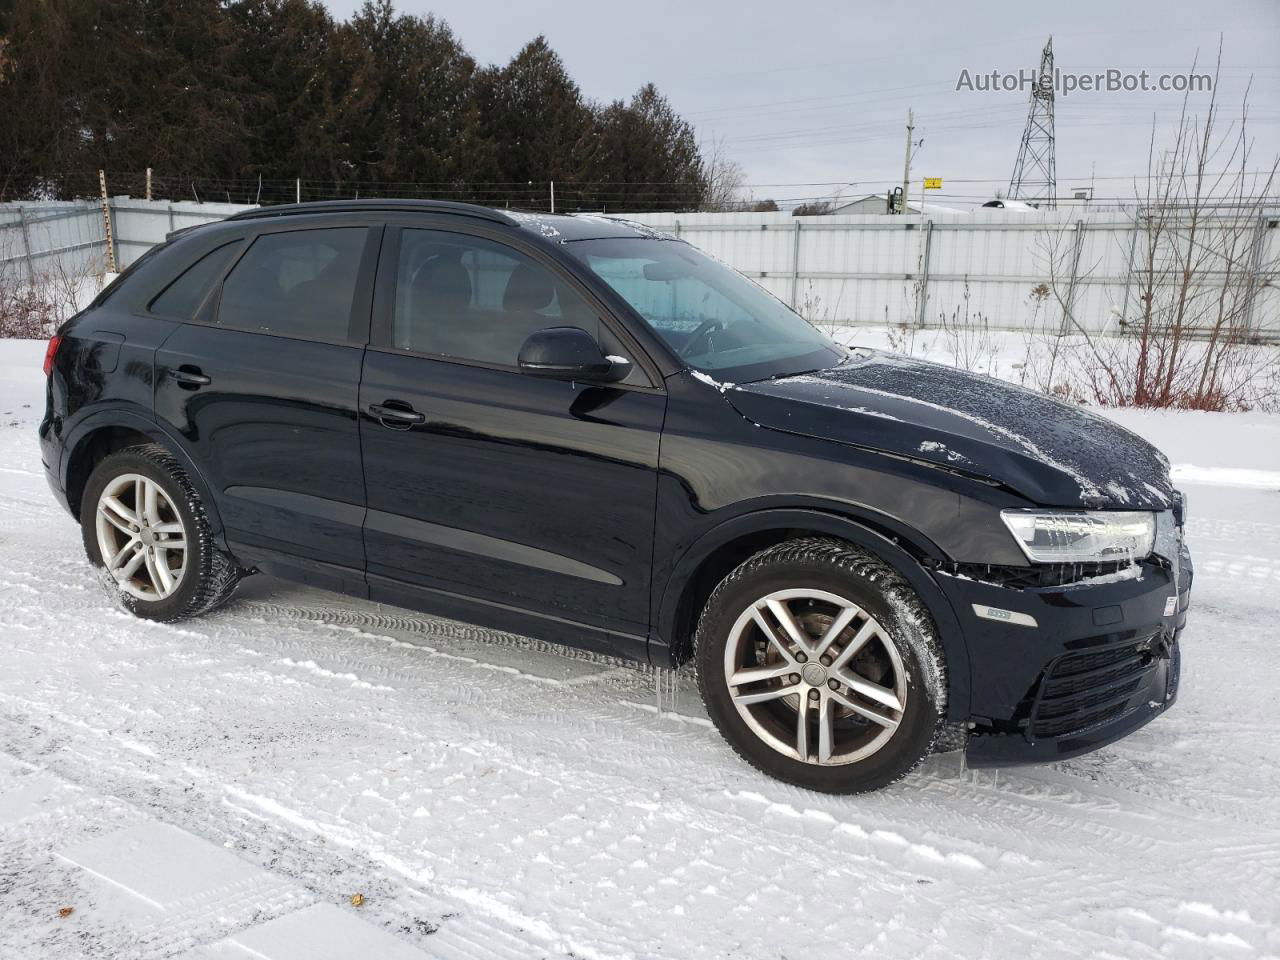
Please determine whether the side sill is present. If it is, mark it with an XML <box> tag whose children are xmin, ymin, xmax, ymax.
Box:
<box><xmin>368</xmin><ymin>572</ymin><xmax>649</xmax><ymax>665</ymax></box>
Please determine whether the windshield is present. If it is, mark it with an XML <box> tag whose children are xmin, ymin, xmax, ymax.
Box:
<box><xmin>566</xmin><ymin>238</ymin><xmax>844</xmax><ymax>382</ymax></box>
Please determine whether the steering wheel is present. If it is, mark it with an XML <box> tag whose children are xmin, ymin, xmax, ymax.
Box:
<box><xmin>678</xmin><ymin>318</ymin><xmax>723</xmax><ymax>359</ymax></box>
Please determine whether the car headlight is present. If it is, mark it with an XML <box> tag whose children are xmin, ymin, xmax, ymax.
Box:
<box><xmin>1000</xmin><ymin>510</ymin><xmax>1155</xmax><ymax>564</ymax></box>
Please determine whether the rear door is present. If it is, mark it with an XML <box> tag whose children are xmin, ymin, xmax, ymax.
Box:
<box><xmin>154</xmin><ymin>221</ymin><xmax>381</xmax><ymax>590</ymax></box>
<box><xmin>358</xmin><ymin>223</ymin><xmax>665</xmax><ymax>657</ymax></box>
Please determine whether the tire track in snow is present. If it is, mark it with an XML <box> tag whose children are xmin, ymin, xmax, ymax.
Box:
<box><xmin>4</xmin><ymin>407</ymin><xmax>1280</xmax><ymax>958</ymax></box>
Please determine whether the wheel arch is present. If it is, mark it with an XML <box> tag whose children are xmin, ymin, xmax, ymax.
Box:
<box><xmin>654</xmin><ymin>508</ymin><xmax>971</xmax><ymax>721</ymax></box>
<box><xmin>62</xmin><ymin>412</ymin><xmax>227</xmax><ymax>544</ymax></box>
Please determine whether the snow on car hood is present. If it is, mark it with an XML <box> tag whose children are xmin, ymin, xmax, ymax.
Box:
<box><xmin>726</xmin><ymin>351</ymin><xmax>1173</xmax><ymax>508</ymax></box>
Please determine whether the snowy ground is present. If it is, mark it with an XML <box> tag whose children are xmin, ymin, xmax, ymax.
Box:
<box><xmin>2</xmin><ymin>336</ymin><xmax>1280</xmax><ymax>960</ymax></box>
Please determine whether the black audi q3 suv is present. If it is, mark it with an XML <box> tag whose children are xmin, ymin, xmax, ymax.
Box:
<box><xmin>40</xmin><ymin>200</ymin><xmax>1191</xmax><ymax>792</ymax></box>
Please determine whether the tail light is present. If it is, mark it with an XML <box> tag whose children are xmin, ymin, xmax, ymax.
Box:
<box><xmin>43</xmin><ymin>335</ymin><xmax>63</xmax><ymax>377</ymax></box>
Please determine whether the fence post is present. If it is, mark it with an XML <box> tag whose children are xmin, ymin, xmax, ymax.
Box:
<box><xmin>17</xmin><ymin>206</ymin><xmax>35</xmax><ymax>283</ymax></box>
<box><xmin>790</xmin><ymin>220</ymin><xmax>802</xmax><ymax>308</ymax></box>
<box><xmin>1118</xmin><ymin>213</ymin><xmax>1139</xmax><ymax>334</ymax></box>
<box><xmin>168</xmin><ymin>202</ymin><xmax>175</xmax><ymax>234</ymax></box>
<box><xmin>98</xmin><ymin>170</ymin><xmax>118</xmax><ymax>274</ymax></box>
<box><xmin>1060</xmin><ymin>219</ymin><xmax>1086</xmax><ymax>336</ymax></box>
<box><xmin>916</xmin><ymin>219</ymin><xmax>934</xmax><ymax>327</ymax></box>
<box><xmin>1240</xmin><ymin>211</ymin><xmax>1270</xmax><ymax>333</ymax></box>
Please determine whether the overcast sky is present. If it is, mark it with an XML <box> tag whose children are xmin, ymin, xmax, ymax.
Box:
<box><xmin>324</xmin><ymin>0</ymin><xmax>1279</xmax><ymax>207</ymax></box>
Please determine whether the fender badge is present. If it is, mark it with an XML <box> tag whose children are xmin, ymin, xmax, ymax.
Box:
<box><xmin>972</xmin><ymin>604</ymin><xmax>1038</xmax><ymax>628</ymax></box>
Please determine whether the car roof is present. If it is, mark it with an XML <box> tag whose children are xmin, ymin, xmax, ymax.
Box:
<box><xmin>219</xmin><ymin>200</ymin><xmax>673</xmax><ymax>244</ymax></box>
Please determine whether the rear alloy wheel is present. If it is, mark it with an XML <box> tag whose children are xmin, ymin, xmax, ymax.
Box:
<box><xmin>81</xmin><ymin>444</ymin><xmax>243</xmax><ymax>621</ymax></box>
<box><xmin>696</xmin><ymin>538</ymin><xmax>945</xmax><ymax>793</ymax></box>
<box><xmin>95</xmin><ymin>473</ymin><xmax>188</xmax><ymax>602</ymax></box>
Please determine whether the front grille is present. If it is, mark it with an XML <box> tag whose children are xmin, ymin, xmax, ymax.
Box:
<box><xmin>1030</xmin><ymin>637</ymin><xmax>1162</xmax><ymax>739</ymax></box>
<box><xmin>947</xmin><ymin>560</ymin><xmax>1134</xmax><ymax>590</ymax></box>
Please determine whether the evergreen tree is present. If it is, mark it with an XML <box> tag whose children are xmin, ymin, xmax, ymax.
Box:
<box><xmin>0</xmin><ymin>0</ymin><xmax>245</xmax><ymax>196</ymax></box>
<box><xmin>0</xmin><ymin>0</ymin><xmax>79</xmax><ymax>196</ymax></box>
<box><xmin>333</xmin><ymin>0</ymin><xmax>475</xmax><ymax>189</ymax></box>
<box><xmin>584</xmin><ymin>84</ymin><xmax>706</xmax><ymax>211</ymax></box>
<box><xmin>0</xmin><ymin>0</ymin><xmax>717</xmax><ymax>209</ymax></box>
<box><xmin>469</xmin><ymin>37</ymin><xmax>592</xmax><ymax>206</ymax></box>
<box><xmin>227</xmin><ymin>0</ymin><xmax>337</xmax><ymax>187</ymax></box>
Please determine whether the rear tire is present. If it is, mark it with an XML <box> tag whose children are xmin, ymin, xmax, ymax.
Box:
<box><xmin>81</xmin><ymin>444</ymin><xmax>243</xmax><ymax>621</ymax></box>
<box><xmin>695</xmin><ymin>538</ymin><xmax>946</xmax><ymax>794</ymax></box>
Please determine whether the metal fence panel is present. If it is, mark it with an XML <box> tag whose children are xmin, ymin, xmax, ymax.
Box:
<box><xmin>110</xmin><ymin>200</ymin><xmax>249</xmax><ymax>267</ymax></box>
<box><xmin>1</xmin><ymin>199</ymin><xmax>252</xmax><ymax>281</ymax></box>
<box><xmin>623</xmin><ymin>209</ymin><xmax>1279</xmax><ymax>339</ymax></box>
<box><xmin>0</xmin><ymin>201</ymin><xmax>108</xmax><ymax>282</ymax></box>
<box><xmin>4</xmin><ymin>200</ymin><xmax>1277</xmax><ymax>339</ymax></box>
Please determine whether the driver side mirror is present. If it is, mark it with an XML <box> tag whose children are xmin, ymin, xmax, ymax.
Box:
<box><xmin>518</xmin><ymin>327</ymin><xmax>632</xmax><ymax>383</ymax></box>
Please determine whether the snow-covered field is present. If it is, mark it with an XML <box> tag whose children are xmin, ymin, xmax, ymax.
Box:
<box><xmin>2</xmin><ymin>336</ymin><xmax>1280</xmax><ymax>960</ymax></box>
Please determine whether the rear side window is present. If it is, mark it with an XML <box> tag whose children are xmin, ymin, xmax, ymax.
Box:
<box><xmin>149</xmin><ymin>242</ymin><xmax>240</xmax><ymax>318</ymax></box>
<box><xmin>218</xmin><ymin>228</ymin><xmax>367</xmax><ymax>340</ymax></box>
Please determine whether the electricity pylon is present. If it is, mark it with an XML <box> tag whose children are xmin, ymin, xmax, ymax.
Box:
<box><xmin>1009</xmin><ymin>36</ymin><xmax>1057</xmax><ymax>209</ymax></box>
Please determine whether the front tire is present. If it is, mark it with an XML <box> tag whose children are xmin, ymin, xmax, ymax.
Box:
<box><xmin>695</xmin><ymin>538</ymin><xmax>946</xmax><ymax>794</ymax></box>
<box><xmin>81</xmin><ymin>444</ymin><xmax>242</xmax><ymax>621</ymax></box>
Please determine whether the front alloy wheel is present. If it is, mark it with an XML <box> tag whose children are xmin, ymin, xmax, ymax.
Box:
<box><xmin>696</xmin><ymin>538</ymin><xmax>945</xmax><ymax>793</ymax></box>
<box><xmin>724</xmin><ymin>588</ymin><xmax>907</xmax><ymax>766</ymax></box>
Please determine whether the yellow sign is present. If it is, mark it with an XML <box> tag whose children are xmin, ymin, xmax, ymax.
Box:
<box><xmin>923</xmin><ymin>177</ymin><xmax>943</xmax><ymax>190</ymax></box>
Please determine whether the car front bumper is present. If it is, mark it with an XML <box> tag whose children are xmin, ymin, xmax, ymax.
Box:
<box><xmin>963</xmin><ymin>632</ymin><xmax>1180</xmax><ymax>766</ymax></box>
<box><xmin>932</xmin><ymin>539</ymin><xmax>1192</xmax><ymax>768</ymax></box>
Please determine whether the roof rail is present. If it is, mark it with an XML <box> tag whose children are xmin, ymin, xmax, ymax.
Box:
<box><xmin>225</xmin><ymin>199</ymin><xmax>518</xmax><ymax>226</ymax></box>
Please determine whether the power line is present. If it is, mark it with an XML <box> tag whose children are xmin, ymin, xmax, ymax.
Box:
<box><xmin>22</xmin><ymin>169</ymin><xmax>1279</xmax><ymax>191</ymax></box>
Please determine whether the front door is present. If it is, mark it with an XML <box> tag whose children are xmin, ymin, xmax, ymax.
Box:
<box><xmin>154</xmin><ymin>223</ymin><xmax>380</xmax><ymax>589</ymax></box>
<box><xmin>358</xmin><ymin>225</ymin><xmax>665</xmax><ymax>658</ymax></box>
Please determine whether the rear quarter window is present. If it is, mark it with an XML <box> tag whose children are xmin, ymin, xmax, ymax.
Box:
<box><xmin>148</xmin><ymin>242</ymin><xmax>242</xmax><ymax>319</ymax></box>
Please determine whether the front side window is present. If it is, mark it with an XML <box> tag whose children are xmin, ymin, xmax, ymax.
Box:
<box><xmin>567</xmin><ymin>238</ymin><xmax>842</xmax><ymax>382</ymax></box>
<box><xmin>392</xmin><ymin>229</ymin><xmax>601</xmax><ymax>366</ymax></box>
<box><xmin>218</xmin><ymin>228</ymin><xmax>367</xmax><ymax>340</ymax></box>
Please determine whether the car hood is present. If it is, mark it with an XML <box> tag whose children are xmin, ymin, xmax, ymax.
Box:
<box><xmin>725</xmin><ymin>350</ymin><xmax>1173</xmax><ymax>509</ymax></box>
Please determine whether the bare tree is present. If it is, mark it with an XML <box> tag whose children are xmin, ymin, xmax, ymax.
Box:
<box><xmin>1</xmin><ymin>217</ymin><xmax>103</xmax><ymax>338</ymax></box>
<box><xmin>1035</xmin><ymin>44</ymin><xmax>1279</xmax><ymax>411</ymax></box>
<box><xmin>792</xmin><ymin>200</ymin><xmax>835</xmax><ymax>217</ymax></box>
<box><xmin>700</xmin><ymin>137</ymin><xmax>747</xmax><ymax>212</ymax></box>
<box><xmin>794</xmin><ymin>279</ymin><xmax>845</xmax><ymax>340</ymax></box>
<box><xmin>937</xmin><ymin>280</ymin><xmax>997</xmax><ymax>375</ymax></box>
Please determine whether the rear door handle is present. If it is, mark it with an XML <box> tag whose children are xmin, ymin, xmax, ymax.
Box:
<box><xmin>168</xmin><ymin>367</ymin><xmax>211</xmax><ymax>387</ymax></box>
<box><xmin>369</xmin><ymin>402</ymin><xmax>426</xmax><ymax>426</ymax></box>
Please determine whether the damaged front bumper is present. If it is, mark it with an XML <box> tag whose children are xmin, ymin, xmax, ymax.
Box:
<box><xmin>964</xmin><ymin>630</ymin><xmax>1181</xmax><ymax>767</ymax></box>
<box><xmin>932</xmin><ymin>533</ymin><xmax>1192</xmax><ymax>768</ymax></box>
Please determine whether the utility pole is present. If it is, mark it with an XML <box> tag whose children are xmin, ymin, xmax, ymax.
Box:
<box><xmin>900</xmin><ymin>108</ymin><xmax>914</xmax><ymax>215</ymax></box>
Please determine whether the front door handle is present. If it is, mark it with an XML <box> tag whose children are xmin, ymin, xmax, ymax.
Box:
<box><xmin>168</xmin><ymin>366</ymin><xmax>212</xmax><ymax>388</ymax></box>
<box><xmin>369</xmin><ymin>402</ymin><xmax>426</xmax><ymax>427</ymax></box>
